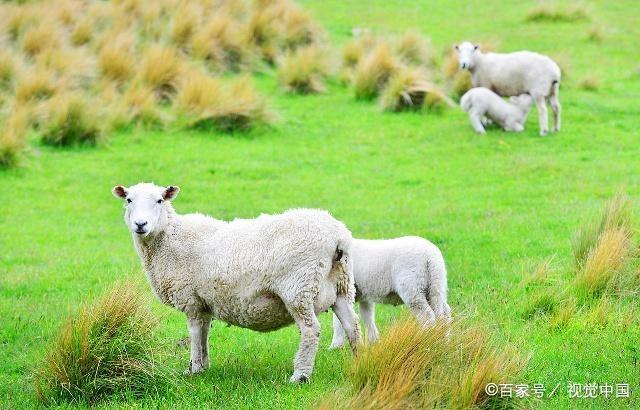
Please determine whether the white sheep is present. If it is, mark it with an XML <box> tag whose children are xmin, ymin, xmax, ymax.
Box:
<box><xmin>112</xmin><ymin>182</ymin><xmax>361</xmax><ymax>383</ymax></box>
<box><xmin>329</xmin><ymin>236</ymin><xmax>450</xmax><ymax>348</ymax></box>
<box><xmin>455</xmin><ymin>41</ymin><xmax>561</xmax><ymax>136</ymax></box>
<box><xmin>460</xmin><ymin>87</ymin><xmax>534</xmax><ymax>134</ymax></box>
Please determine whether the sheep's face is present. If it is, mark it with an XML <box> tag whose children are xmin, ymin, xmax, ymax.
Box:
<box><xmin>112</xmin><ymin>183</ymin><xmax>180</xmax><ymax>238</ymax></box>
<box><xmin>455</xmin><ymin>41</ymin><xmax>479</xmax><ymax>71</ymax></box>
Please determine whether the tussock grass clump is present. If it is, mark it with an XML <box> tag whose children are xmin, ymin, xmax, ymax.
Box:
<box><xmin>170</xmin><ymin>4</ymin><xmax>202</xmax><ymax>47</ymax></box>
<box><xmin>191</xmin><ymin>14</ymin><xmax>249</xmax><ymax>72</ymax></box>
<box><xmin>394</xmin><ymin>30</ymin><xmax>432</xmax><ymax>67</ymax></box>
<box><xmin>138</xmin><ymin>45</ymin><xmax>183</xmax><ymax>100</ymax></box>
<box><xmin>0</xmin><ymin>51</ymin><xmax>16</xmax><ymax>89</ymax></box>
<box><xmin>98</xmin><ymin>43</ymin><xmax>135</xmax><ymax>83</ymax></box>
<box><xmin>379</xmin><ymin>67</ymin><xmax>452</xmax><ymax>112</ymax></box>
<box><xmin>21</xmin><ymin>23</ymin><xmax>60</xmax><ymax>56</ymax></box>
<box><xmin>70</xmin><ymin>17</ymin><xmax>93</xmax><ymax>46</ymax></box>
<box><xmin>176</xmin><ymin>72</ymin><xmax>271</xmax><ymax>132</ymax></box>
<box><xmin>578</xmin><ymin>74</ymin><xmax>599</xmax><ymax>91</ymax></box>
<box><xmin>572</xmin><ymin>193</ymin><xmax>633</xmax><ymax>267</ymax></box>
<box><xmin>15</xmin><ymin>70</ymin><xmax>57</xmax><ymax>103</ymax></box>
<box><xmin>117</xmin><ymin>82</ymin><xmax>164</xmax><ymax>127</ymax></box>
<box><xmin>0</xmin><ymin>109</ymin><xmax>29</xmax><ymax>168</ymax></box>
<box><xmin>526</xmin><ymin>3</ymin><xmax>589</xmax><ymax>22</ymax></box>
<box><xmin>277</xmin><ymin>46</ymin><xmax>330</xmax><ymax>93</ymax></box>
<box><xmin>34</xmin><ymin>283</ymin><xmax>176</xmax><ymax>405</ymax></box>
<box><xmin>41</xmin><ymin>93</ymin><xmax>103</xmax><ymax>146</ymax></box>
<box><xmin>352</xmin><ymin>43</ymin><xmax>399</xmax><ymax>100</ymax></box>
<box><xmin>320</xmin><ymin>318</ymin><xmax>527</xmax><ymax>409</ymax></box>
<box><xmin>451</xmin><ymin>70</ymin><xmax>473</xmax><ymax>99</ymax></box>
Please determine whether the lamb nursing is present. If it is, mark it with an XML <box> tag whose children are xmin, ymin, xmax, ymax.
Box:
<box><xmin>455</xmin><ymin>41</ymin><xmax>561</xmax><ymax>136</ymax></box>
<box><xmin>460</xmin><ymin>87</ymin><xmax>533</xmax><ymax>134</ymax></box>
<box><xmin>112</xmin><ymin>182</ymin><xmax>361</xmax><ymax>383</ymax></box>
<box><xmin>330</xmin><ymin>236</ymin><xmax>451</xmax><ymax>349</ymax></box>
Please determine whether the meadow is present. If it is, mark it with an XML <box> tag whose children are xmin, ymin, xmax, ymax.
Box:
<box><xmin>1</xmin><ymin>0</ymin><xmax>639</xmax><ymax>408</ymax></box>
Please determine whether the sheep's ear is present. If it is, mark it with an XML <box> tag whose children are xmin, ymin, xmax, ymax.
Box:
<box><xmin>112</xmin><ymin>185</ymin><xmax>128</xmax><ymax>199</ymax></box>
<box><xmin>163</xmin><ymin>185</ymin><xmax>180</xmax><ymax>201</ymax></box>
<box><xmin>473</xmin><ymin>44</ymin><xmax>479</xmax><ymax>50</ymax></box>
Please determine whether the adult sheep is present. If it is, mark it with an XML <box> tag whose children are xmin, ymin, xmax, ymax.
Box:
<box><xmin>455</xmin><ymin>41</ymin><xmax>561</xmax><ymax>136</ymax></box>
<box><xmin>112</xmin><ymin>182</ymin><xmax>360</xmax><ymax>383</ymax></box>
<box><xmin>329</xmin><ymin>236</ymin><xmax>451</xmax><ymax>349</ymax></box>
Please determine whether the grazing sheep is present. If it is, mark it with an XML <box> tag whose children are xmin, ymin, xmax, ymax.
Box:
<box><xmin>455</xmin><ymin>41</ymin><xmax>561</xmax><ymax>136</ymax></box>
<box><xmin>460</xmin><ymin>87</ymin><xmax>534</xmax><ymax>134</ymax></box>
<box><xmin>329</xmin><ymin>236</ymin><xmax>450</xmax><ymax>348</ymax></box>
<box><xmin>112</xmin><ymin>183</ymin><xmax>360</xmax><ymax>383</ymax></box>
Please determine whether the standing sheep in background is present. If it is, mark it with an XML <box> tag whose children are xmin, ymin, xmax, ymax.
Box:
<box><xmin>112</xmin><ymin>183</ymin><xmax>360</xmax><ymax>383</ymax></box>
<box><xmin>329</xmin><ymin>236</ymin><xmax>450</xmax><ymax>349</ymax></box>
<box><xmin>460</xmin><ymin>87</ymin><xmax>534</xmax><ymax>134</ymax></box>
<box><xmin>455</xmin><ymin>41</ymin><xmax>561</xmax><ymax>136</ymax></box>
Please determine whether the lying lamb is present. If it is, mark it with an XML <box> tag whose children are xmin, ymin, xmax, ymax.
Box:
<box><xmin>455</xmin><ymin>41</ymin><xmax>561</xmax><ymax>136</ymax></box>
<box><xmin>460</xmin><ymin>87</ymin><xmax>533</xmax><ymax>134</ymax></box>
<box><xmin>112</xmin><ymin>183</ymin><xmax>360</xmax><ymax>383</ymax></box>
<box><xmin>329</xmin><ymin>236</ymin><xmax>450</xmax><ymax>348</ymax></box>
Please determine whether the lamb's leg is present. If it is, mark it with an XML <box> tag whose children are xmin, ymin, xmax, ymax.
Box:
<box><xmin>332</xmin><ymin>294</ymin><xmax>361</xmax><ymax>353</ymax></box>
<box><xmin>329</xmin><ymin>313</ymin><xmax>347</xmax><ymax>349</ymax></box>
<box><xmin>398</xmin><ymin>289</ymin><xmax>436</xmax><ymax>326</ymax></box>
<box><xmin>549</xmin><ymin>91</ymin><xmax>561</xmax><ymax>132</ymax></box>
<box><xmin>534</xmin><ymin>95</ymin><xmax>549</xmax><ymax>136</ymax></box>
<box><xmin>185</xmin><ymin>316</ymin><xmax>205</xmax><ymax>375</ymax></box>
<box><xmin>469</xmin><ymin>112</ymin><xmax>486</xmax><ymax>134</ymax></box>
<box><xmin>288</xmin><ymin>303</ymin><xmax>321</xmax><ymax>383</ymax></box>
<box><xmin>359</xmin><ymin>301</ymin><xmax>379</xmax><ymax>343</ymax></box>
<box><xmin>200</xmin><ymin>314</ymin><xmax>212</xmax><ymax>370</ymax></box>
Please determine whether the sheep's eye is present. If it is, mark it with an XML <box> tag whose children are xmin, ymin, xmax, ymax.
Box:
<box><xmin>126</xmin><ymin>198</ymin><xmax>132</xmax><ymax>203</ymax></box>
<box><xmin>157</xmin><ymin>199</ymin><xmax>163</xmax><ymax>204</ymax></box>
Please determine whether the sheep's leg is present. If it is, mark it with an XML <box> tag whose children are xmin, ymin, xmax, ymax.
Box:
<box><xmin>398</xmin><ymin>289</ymin><xmax>436</xmax><ymax>326</ymax></box>
<box><xmin>359</xmin><ymin>300</ymin><xmax>379</xmax><ymax>343</ymax></box>
<box><xmin>200</xmin><ymin>314</ymin><xmax>212</xmax><ymax>370</ymax></box>
<box><xmin>185</xmin><ymin>316</ymin><xmax>206</xmax><ymax>375</ymax></box>
<box><xmin>549</xmin><ymin>92</ymin><xmax>561</xmax><ymax>132</ymax></box>
<box><xmin>469</xmin><ymin>112</ymin><xmax>486</xmax><ymax>134</ymax></box>
<box><xmin>329</xmin><ymin>313</ymin><xmax>347</xmax><ymax>349</ymax></box>
<box><xmin>534</xmin><ymin>95</ymin><xmax>549</xmax><ymax>136</ymax></box>
<box><xmin>332</xmin><ymin>294</ymin><xmax>361</xmax><ymax>354</ymax></box>
<box><xmin>288</xmin><ymin>303</ymin><xmax>321</xmax><ymax>383</ymax></box>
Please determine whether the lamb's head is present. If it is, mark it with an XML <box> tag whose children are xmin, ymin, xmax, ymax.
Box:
<box><xmin>112</xmin><ymin>183</ymin><xmax>180</xmax><ymax>238</ymax></box>
<box><xmin>509</xmin><ymin>93</ymin><xmax>534</xmax><ymax>116</ymax></box>
<box><xmin>455</xmin><ymin>41</ymin><xmax>479</xmax><ymax>70</ymax></box>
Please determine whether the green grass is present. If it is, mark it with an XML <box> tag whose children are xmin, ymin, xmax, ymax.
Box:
<box><xmin>1</xmin><ymin>0</ymin><xmax>639</xmax><ymax>408</ymax></box>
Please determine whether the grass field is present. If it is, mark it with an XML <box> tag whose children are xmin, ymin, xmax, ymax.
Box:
<box><xmin>1</xmin><ymin>0</ymin><xmax>639</xmax><ymax>408</ymax></box>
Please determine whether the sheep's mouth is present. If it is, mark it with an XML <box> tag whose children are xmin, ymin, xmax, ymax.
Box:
<box><xmin>134</xmin><ymin>229</ymin><xmax>147</xmax><ymax>235</ymax></box>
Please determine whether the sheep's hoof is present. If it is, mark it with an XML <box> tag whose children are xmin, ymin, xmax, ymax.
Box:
<box><xmin>328</xmin><ymin>342</ymin><xmax>346</xmax><ymax>350</ymax></box>
<box><xmin>183</xmin><ymin>361</ymin><xmax>205</xmax><ymax>376</ymax></box>
<box><xmin>289</xmin><ymin>372</ymin><xmax>310</xmax><ymax>384</ymax></box>
<box><xmin>539</xmin><ymin>130</ymin><xmax>548</xmax><ymax>137</ymax></box>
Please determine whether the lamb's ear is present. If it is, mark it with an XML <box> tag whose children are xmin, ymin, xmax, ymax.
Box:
<box><xmin>163</xmin><ymin>185</ymin><xmax>180</xmax><ymax>201</ymax></box>
<box><xmin>112</xmin><ymin>185</ymin><xmax>128</xmax><ymax>199</ymax></box>
<box><xmin>473</xmin><ymin>44</ymin><xmax>479</xmax><ymax>50</ymax></box>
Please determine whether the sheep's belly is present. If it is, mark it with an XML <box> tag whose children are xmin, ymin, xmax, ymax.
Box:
<box><xmin>214</xmin><ymin>294</ymin><xmax>294</xmax><ymax>332</ymax></box>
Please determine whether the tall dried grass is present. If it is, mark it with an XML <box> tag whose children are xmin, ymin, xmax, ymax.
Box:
<box><xmin>526</xmin><ymin>3</ymin><xmax>589</xmax><ymax>22</ymax></box>
<box><xmin>352</xmin><ymin>43</ymin><xmax>399</xmax><ymax>100</ymax></box>
<box><xmin>394</xmin><ymin>30</ymin><xmax>432</xmax><ymax>67</ymax></box>
<box><xmin>318</xmin><ymin>318</ymin><xmax>527</xmax><ymax>409</ymax></box>
<box><xmin>40</xmin><ymin>93</ymin><xmax>103</xmax><ymax>146</ymax></box>
<box><xmin>0</xmin><ymin>108</ymin><xmax>29</xmax><ymax>168</ymax></box>
<box><xmin>34</xmin><ymin>283</ymin><xmax>176</xmax><ymax>405</ymax></box>
<box><xmin>277</xmin><ymin>46</ymin><xmax>330</xmax><ymax>93</ymax></box>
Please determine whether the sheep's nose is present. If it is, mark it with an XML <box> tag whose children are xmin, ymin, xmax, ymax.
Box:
<box><xmin>461</xmin><ymin>63</ymin><xmax>467</xmax><ymax>69</ymax></box>
<box><xmin>135</xmin><ymin>220</ymin><xmax>148</xmax><ymax>228</ymax></box>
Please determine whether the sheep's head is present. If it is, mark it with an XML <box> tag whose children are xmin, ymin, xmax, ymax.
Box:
<box><xmin>454</xmin><ymin>41</ymin><xmax>479</xmax><ymax>70</ymax></box>
<box><xmin>112</xmin><ymin>183</ymin><xmax>180</xmax><ymax>238</ymax></box>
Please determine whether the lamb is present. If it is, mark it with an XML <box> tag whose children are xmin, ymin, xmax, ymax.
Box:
<box><xmin>112</xmin><ymin>182</ymin><xmax>361</xmax><ymax>383</ymax></box>
<box><xmin>455</xmin><ymin>41</ymin><xmax>561</xmax><ymax>136</ymax></box>
<box><xmin>329</xmin><ymin>236</ymin><xmax>450</xmax><ymax>349</ymax></box>
<box><xmin>460</xmin><ymin>87</ymin><xmax>534</xmax><ymax>134</ymax></box>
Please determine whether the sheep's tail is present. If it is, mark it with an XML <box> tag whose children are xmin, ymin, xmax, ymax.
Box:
<box><xmin>550</xmin><ymin>79</ymin><xmax>560</xmax><ymax>97</ymax></box>
<box><xmin>460</xmin><ymin>92</ymin><xmax>472</xmax><ymax>112</ymax></box>
<box><xmin>334</xmin><ymin>236</ymin><xmax>354</xmax><ymax>299</ymax></box>
<box><xmin>426</xmin><ymin>248</ymin><xmax>451</xmax><ymax>321</ymax></box>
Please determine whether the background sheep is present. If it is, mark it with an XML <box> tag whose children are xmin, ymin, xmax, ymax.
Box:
<box><xmin>455</xmin><ymin>41</ymin><xmax>561</xmax><ymax>136</ymax></box>
<box><xmin>112</xmin><ymin>183</ymin><xmax>361</xmax><ymax>383</ymax></box>
<box><xmin>460</xmin><ymin>87</ymin><xmax>534</xmax><ymax>134</ymax></box>
<box><xmin>329</xmin><ymin>236</ymin><xmax>450</xmax><ymax>348</ymax></box>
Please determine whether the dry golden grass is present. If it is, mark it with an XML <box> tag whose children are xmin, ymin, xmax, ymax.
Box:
<box><xmin>98</xmin><ymin>43</ymin><xmax>135</xmax><ymax>83</ymax></box>
<box><xmin>550</xmin><ymin>301</ymin><xmax>576</xmax><ymax>329</ymax></box>
<box><xmin>191</xmin><ymin>14</ymin><xmax>249</xmax><ymax>72</ymax></box>
<box><xmin>352</xmin><ymin>43</ymin><xmax>399</xmax><ymax>100</ymax></box>
<box><xmin>138</xmin><ymin>45</ymin><xmax>183</xmax><ymax>100</ymax></box>
<box><xmin>442</xmin><ymin>50</ymin><xmax>460</xmax><ymax>79</ymax></box>
<box><xmin>15</xmin><ymin>70</ymin><xmax>57</xmax><ymax>103</ymax></box>
<box><xmin>281</xmin><ymin>2</ymin><xmax>319</xmax><ymax>49</ymax></box>
<box><xmin>342</xmin><ymin>39</ymin><xmax>367</xmax><ymax>69</ymax></box>
<box><xmin>40</xmin><ymin>92</ymin><xmax>103</xmax><ymax>146</ymax></box>
<box><xmin>578</xmin><ymin>74</ymin><xmax>599</xmax><ymax>91</ymax></box>
<box><xmin>0</xmin><ymin>108</ymin><xmax>29</xmax><ymax>168</ymax></box>
<box><xmin>277</xmin><ymin>46</ymin><xmax>331</xmax><ymax>93</ymax></box>
<box><xmin>451</xmin><ymin>71</ymin><xmax>473</xmax><ymax>99</ymax></box>
<box><xmin>526</xmin><ymin>3</ymin><xmax>589</xmax><ymax>22</ymax></box>
<box><xmin>0</xmin><ymin>51</ymin><xmax>16</xmax><ymax>89</ymax></box>
<box><xmin>70</xmin><ymin>17</ymin><xmax>93</xmax><ymax>46</ymax></box>
<box><xmin>115</xmin><ymin>82</ymin><xmax>164</xmax><ymax>127</ymax></box>
<box><xmin>175</xmin><ymin>71</ymin><xmax>272</xmax><ymax>132</ymax></box>
<box><xmin>21</xmin><ymin>23</ymin><xmax>60</xmax><ymax>56</ymax></box>
<box><xmin>34</xmin><ymin>282</ymin><xmax>176</xmax><ymax>404</ymax></box>
<box><xmin>318</xmin><ymin>318</ymin><xmax>527</xmax><ymax>409</ymax></box>
<box><xmin>394</xmin><ymin>30</ymin><xmax>432</xmax><ymax>67</ymax></box>
<box><xmin>170</xmin><ymin>3</ymin><xmax>202</xmax><ymax>47</ymax></box>
<box><xmin>379</xmin><ymin>67</ymin><xmax>451</xmax><ymax>112</ymax></box>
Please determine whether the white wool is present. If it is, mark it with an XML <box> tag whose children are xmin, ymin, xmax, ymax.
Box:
<box><xmin>329</xmin><ymin>236</ymin><xmax>451</xmax><ymax>348</ymax></box>
<box><xmin>455</xmin><ymin>41</ymin><xmax>561</xmax><ymax>136</ymax></box>
<box><xmin>113</xmin><ymin>183</ymin><xmax>360</xmax><ymax>383</ymax></box>
<box><xmin>460</xmin><ymin>87</ymin><xmax>533</xmax><ymax>134</ymax></box>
